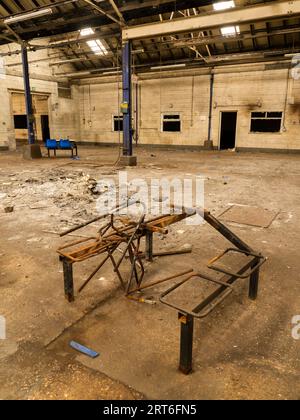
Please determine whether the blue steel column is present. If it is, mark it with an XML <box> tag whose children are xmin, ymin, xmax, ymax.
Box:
<box><xmin>122</xmin><ymin>41</ymin><xmax>133</xmax><ymax>156</ymax></box>
<box><xmin>21</xmin><ymin>45</ymin><xmax>35</xmax><ymax>145</ymax></box>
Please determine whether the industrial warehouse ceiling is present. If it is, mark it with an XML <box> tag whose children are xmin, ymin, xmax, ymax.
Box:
<box><xmin>1</xmin><ymin>0</ymin><xmax>300</xmax><ymax>77</ymax></box>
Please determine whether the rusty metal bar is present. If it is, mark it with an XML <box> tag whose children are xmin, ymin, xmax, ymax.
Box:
<box><xmin>128</xmin><ymin>268</ymin><xmax>194</xmax><ymax>294</ymax></box>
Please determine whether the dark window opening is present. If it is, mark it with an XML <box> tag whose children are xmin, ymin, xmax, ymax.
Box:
<box><xmin>14</xmin><ymin>115</ymin><xmax>27</xmax><ymax>129</ymax></box>
<box><xmin>114</xmin><ymin>116</ymin><xmax>123</xmax><ymax>132</ymax></box>
<box><xmin>162</xmin><ymin>115</ymin><xmax>181</xmax><ymax>132</ymax></box>
<box><xmin>163</xmin><ymin>121</ymin><xmax>181</xmax><ymax>132</ymax></box>
<box><xmin>251</xmin><ymin>119</ymin><xmax>282</xmax><ymax>133</ymax></box>
<box><xmin>58</xmin><ymin>87</ymin><xmax>72</xmax><ymax>99</ymax></box>
<box><xmin>250</xmin><ymin>112</ymin><xmax>282</xmax><ymax>133</ymax></box>
<box><xmin>163</xmin><ymin>115</ymin><xmax>180</xmax><ymax>120</ymax></box>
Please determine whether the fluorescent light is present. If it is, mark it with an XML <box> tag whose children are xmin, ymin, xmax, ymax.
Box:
<box><xmin>65</xmin><ymin>71</ymin><xmax>91</xmax><ymax>77</ymax></box>
<box><xmin>213</xmin><ymin>1</ymin><xmax>235</xmax><ymax>11</ymax></box>
<box><xmin>4</xmin><ymin>8</ymin><xmax>53</xmax><ymax>24</ymax></box>
<box><xmin>132</xmin><ymin>49</ymin><xmax>144</xmax><ymax>54</ymax></box>
<box><xmin>221</xmin><ymin>25</ymin><xmax>240</xmax><ymax>36</ymax></box>
<box><xmin>102</xmin><ymin>71</ymin><xmax>122</xmax><ymax>75</ymax></box>
<box><xmin>150</xmin><ymin>64</ymin><xmax>186</xmax><ymax>70</ymax></box>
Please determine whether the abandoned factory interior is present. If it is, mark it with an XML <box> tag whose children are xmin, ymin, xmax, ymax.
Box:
<box><xmin>0</xmin><ymin>0</ymin><xmax>299</xmax><ymax>402</ymax></box>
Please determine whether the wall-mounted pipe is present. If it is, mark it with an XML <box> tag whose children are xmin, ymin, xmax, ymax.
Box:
<box><xmin>135</xmin><ymin>80</ymin><xmax>139</xmax><ymax>144</ymax></box>
<box><xmin>208</xmin><ymin>72</ymin><xmax>214</xmax><ymax>144</ymax></box>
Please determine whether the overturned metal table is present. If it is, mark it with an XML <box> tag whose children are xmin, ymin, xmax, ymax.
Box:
<box><xmin>57</xmin><ymin>205</ymin><xmax>266</xmax><ymax>374</ymax></box>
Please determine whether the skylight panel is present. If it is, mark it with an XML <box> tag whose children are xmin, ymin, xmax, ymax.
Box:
<box><xmin>221</xmin><ymin>25</ymin><xmax>240</xmax><ymax>36</ymax></box>
<box><xmin>213</xmin><ymin>1</ymin><xmax>235</xmax><ymax>11</ymax></box>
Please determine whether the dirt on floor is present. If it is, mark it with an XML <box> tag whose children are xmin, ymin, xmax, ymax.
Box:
<box><xmin>0</xmin><ymin>145</ymin><xmax>299</xmax><ymax>400</ymax></box>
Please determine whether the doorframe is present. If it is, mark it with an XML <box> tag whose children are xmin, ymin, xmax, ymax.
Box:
<box><xmin>218</xmin><ymin>110</ymin><xmax>238</xmax><ymax>151</ymax></box>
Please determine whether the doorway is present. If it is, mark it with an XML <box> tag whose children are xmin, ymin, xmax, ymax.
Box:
<box><xmin>11</xmin><ymin>92</ymin><xmax>50</xmax><ymax>144</ymax></box>
<box><xmin>41</xmin><ymin>115</ymin><xmax>50</xmax><ymax>142</ymax></box>
<box><xmin>219</xmin><ymin>112</ymin><xmax>237</xmax><ymax>150</ymax></box>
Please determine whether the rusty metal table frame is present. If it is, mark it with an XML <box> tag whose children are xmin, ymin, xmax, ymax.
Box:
<box><xmin>58</xmin><ymin>211</ymin><xmax>188</xmax><ymax>302</ymax></box>
<box><xmin>58</xmin><ymin>205</ymin><xmax>267</xmax><ymax>375</ymax></box>
<box><xmin>159</xmin><ymin>210</ymin><xmax>267</xmax><ymax>375</ymax></box>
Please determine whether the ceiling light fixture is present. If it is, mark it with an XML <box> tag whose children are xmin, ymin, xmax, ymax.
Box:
<box><xmin>102</xmin><ymin>70</ymin><xmax>122</xmax><ymax>75</ymax></box>
<box><xmin>150</xmin><ymin>64</ymin><xmax>186</xmax><ymax>70</ymax></box>
<box><xmin>65</xmin><ymin>71</ymin><xmax>91</xmax><ymax>78</ymax></box>
<box><xmin>4</xmin><ymin>8</ymin><xmax>53</xmax><ymax>24</ymax></box>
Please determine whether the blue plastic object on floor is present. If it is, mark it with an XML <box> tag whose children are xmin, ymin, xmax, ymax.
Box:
<box><xmin>69</xmin><ymin>341</ymin><xmax>99</xmax><ymax>358</ymax></box>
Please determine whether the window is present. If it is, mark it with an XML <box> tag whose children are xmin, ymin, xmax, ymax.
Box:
<box><xmin>14</xmin><ymin>115</ymin><xmax>27</xmax><ymax>129</ymax></box>
<box><xmin>250</xmin><ymin>112</ymin><xmax>283</xmax><ymax>133</ymax></box>
<box><xmin>58</xmin><ymin>86</ymin><xmax>72</xmax><ymax>99</ymax></box>
<box><xmin>221</xmin><ymin>26</ymin><xmax>240</xmax><ymax>36</ymax></box>
<box><xmin>162</xmin><ymin>114</ymin><xmax>181</xmax><ymax>132</ymax></box>
<box><xmin>113</xmin><ymin>115</ymin><xmax>123</xmax><ymax>132</ymax></box>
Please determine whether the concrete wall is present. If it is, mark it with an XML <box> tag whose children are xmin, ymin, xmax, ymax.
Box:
<box><xmin>76</xmin><ymin>65</ymin><xmax>300</xmax><ymax>151</ymax></box>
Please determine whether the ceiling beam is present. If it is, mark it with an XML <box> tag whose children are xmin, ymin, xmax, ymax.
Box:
<box><xmin>122</xmin><ymin>0</ymin><xmax>300</xmax><ymax>40</ymax></box>
<box><xmin>108</xmin><ymin>0</ymin><xmax>125</xmax><ymax>24</ymax></box>
<box><xmin>0</xmin><ymin>0</ymin><xmax>213</xmax><ymax>43</ymax></box>
<box><xmin>81</xmin><ymin>0</ymin><xmax>123</xmax><ymax>26</ymax></box>
<box><xmin>174</xmin><ymin>26</ymin><xmax>300</xmax><ymax>48</ymax></box>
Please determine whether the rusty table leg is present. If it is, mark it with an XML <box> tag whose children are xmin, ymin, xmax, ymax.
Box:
<box><xmin>62</xmin><ymin>258</ymin><xmax>74</xmax><ymax>302</ymax></box>
<box><xmin>179</xmin><ymin>313</ymin><xmax>194</xmax><ymax>375</ymax></box>
<box><xmin>249</xmin><ymin>259</ymin><xmax>260</xmax><ymax>301</ymax></box>
<box><xmin>145</xmin><ymin>231</ymin><xmax>153</xmax><ymax>262</ymax></box>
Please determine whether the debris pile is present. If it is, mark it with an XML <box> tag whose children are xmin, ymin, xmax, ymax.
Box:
<box><xmin>0</xmin><ymin>168</ymin><xmax>106</xmax><ymax>217</ymax></box>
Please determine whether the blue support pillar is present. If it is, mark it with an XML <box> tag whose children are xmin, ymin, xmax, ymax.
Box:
<box><xmin>121</xmin><ymin>41</ymin><xmax>137</xmax><ymax>166</ymax></box>
<box><xmin>21</xmin><ymin>45</ymin><xmax>35</xmax><ymax>145</ymax></box>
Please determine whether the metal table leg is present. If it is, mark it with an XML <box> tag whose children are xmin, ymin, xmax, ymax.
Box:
<box><xmin>179</xmin><ymin>313</ymin><xmax>194</xmax><ymax>375</ymax></box>
<box><xmin>145</xmin><ymin>231</ymin><xmax>153</xmax><ymax>262</ymax></box>
<box><xmin>249</xmin><ymin>259</ymin><xmax>260</xmax><ymax>300</ymax></box>
<box><xmin>62</xmin><ymin>258</ymin><xmax>74</xmax><ymax>302</ymax></box>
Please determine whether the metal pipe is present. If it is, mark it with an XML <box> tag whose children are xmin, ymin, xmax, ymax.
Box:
<box><xmin>208</xmin><ymin>72</ymin><xmax>214</xmax><ymax>143</ymax></box>
<box><xmin>128</xmin><ymin>268</ymin><xmax>194</xmax><ymax>294</ymax></box>
<box><xmin>135</xmin><ymin>81</ymin><xmax>139</xmax><ymax>144</ymax></box>
<box><xmin>21</xmin><ymin>46</ymin><xmax>35</xmax><ymax>145</ymax></box>
<box><xmin>82</xmin><ymin>0</ymin><xmax>123</xmax><ymax>26</ymax></box>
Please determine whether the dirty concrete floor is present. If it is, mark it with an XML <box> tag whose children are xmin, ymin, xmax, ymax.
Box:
<box><xmin>0</xmin><ymin>146</ymin><xmax>299</xmax><ymax>400</ymax></box>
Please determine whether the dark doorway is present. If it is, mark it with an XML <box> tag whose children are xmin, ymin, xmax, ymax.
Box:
<box><xmin>41</xmin><ymin>115</ymin><xmax>50</xmax><ymax>142</ymax></box>
<box><xmin>220</xmin><ymin>112</ymin><xmax>237</xmax><ymax>150</ymax></box>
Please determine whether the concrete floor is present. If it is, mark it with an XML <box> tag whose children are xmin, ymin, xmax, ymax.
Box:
<box><xmin>0</xmin><ymin>145</ymin><xmax>299</xmax><ymax>400</ymax></box>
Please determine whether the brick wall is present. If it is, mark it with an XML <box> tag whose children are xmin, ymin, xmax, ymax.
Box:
<box><xmin>76</xmin><ymin>66</ymin><xmax>300</xmax><ymax>151</ymax></box>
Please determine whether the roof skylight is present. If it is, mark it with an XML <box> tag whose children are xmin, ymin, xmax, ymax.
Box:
<box><xmin>221</xmin><ymin>25</ymin><xmax>240</xmax><ymax>36</ymax></box>
<box><xmin>213</xmin><ymin>1</ymin><xmax>235</xmax><ymax>11</ymax></box>
<box><xmin>79</xmin><ymin>27</ymin><xmax>108</xmax><ymax>56</ymax></box>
